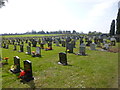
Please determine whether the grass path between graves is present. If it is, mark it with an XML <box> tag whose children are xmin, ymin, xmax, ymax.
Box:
<box><xmin>1</xmin><ymin>41</ymin><xmax>119</xmax><ymax>88</ymax></box>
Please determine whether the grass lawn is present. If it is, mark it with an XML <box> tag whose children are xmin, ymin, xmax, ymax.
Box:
<box><xmin>1</xmin><ymin>34</ymin><xmax>64</xmax><ymax>38</ymax></box>
<box><xmin>1</xmin><ymin>39</ymin><xmax>118</xmax><ymax>88</ymax></box>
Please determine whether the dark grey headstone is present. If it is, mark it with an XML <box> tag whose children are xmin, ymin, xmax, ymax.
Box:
<box><xmin>58</xmin><ymin>52</ymin><xmax>68</xmax><ymax>65</ymax></box>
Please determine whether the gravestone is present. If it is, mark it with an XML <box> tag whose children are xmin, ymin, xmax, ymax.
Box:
<box><xmin>32</xmin><ymin>40</ymin><xmax>37</xmax><ymax>47</ymax></box>
<box><xmin>27</xmin><ymin>46</ymin><xmax>31</xmax><ymax>55</ymax></box>
<box><xmin>3</xmin><ymin>43</ymin><xmax>6</xmax><ymax>48</ymax></box>
<box><xmin>79</xmin><ymin>43</ymin><xmax>87</xmax><ymax>56</ymax></box>
<box><xmin>97</xmin><ymin>42</ymin><xmax>101</xmax><ymax>47</ymax></box>
<box><xmin>90</xmin><ymin>43</ymin><xmax>96</xmax><ymax>50</ymax></box>
<box><xmin>66</xmin><ymin>43</ymin><xmax>74</xmax><ymax>53</ymax></box>
<box><xmin>18</xmin><ymin>44</ymin><xmax>24</xmax><ymax>52</ymax></box>
<box><xmin>61</xmin><ymin>41</ymin><xmax>65</xmax><ymax>47</ymax></box>
<box><xmin>36</xmin><ymin>47</ymin><xmax>41</xmax><ymax>57</ymax></box>
<box><xmin>10</xmin><ymin>56</ymin><xmax>21</xmax><ymax>73</ymax></box>
<box><xmin>71</xmin><ymin>40</ymin><xmax>76</xmax><ymax>48</ymax></box>
<box><xmin>5</xmin><ymin>44</ymin><xmax>9</xmax><ymax>49</ymax></box>
<box><xmin>110</xmin><ymin>37</ymin><xmax>116</xmax><ymax>46</ymax></box>
<box><xmin>55</xmin><ymin>40</ymin><xmax>60</xmax><ymax>46</ymax></box>
<box><xmin>103</xmin><ymin>43</ymin><xmax>109</xmax><ymax>50</ymax></box>
<box><xmin>48</xmin><ymin>42</ymin><xmax>52</xmax><ymax>48</ymax></box>
<box><xmin>13</xmin><ymin>45</ymin><xmax>17</xmax><ymax>51</ymax></box>
<box><xmin>22</xmin><ymin>60</ymin><xmax>34</xmax><ymax>82</ymax></box>
<box><xmin>40</xmin><ymin>43</ymin><xmax>44</xmax><ymax>49</ymax></box>
<box><xmin>58</xmin><ymin>52</ymin><xmax>68</xmax><ymax>65</ymax></box>
<box><xmin>86</xmin><ymin>40</ymin><xmax>92</xmax><ymax>46</ymax></box>
<box><xmin>28</xmin><ymin>42</ymin><xmax>31</xmax><ymax>47</ymax></box>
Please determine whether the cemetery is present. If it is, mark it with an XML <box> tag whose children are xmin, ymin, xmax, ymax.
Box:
<box><xmin>0</xmin><ymin>34</ymin><xmax>119</xmax><ymax>88</ymax></box>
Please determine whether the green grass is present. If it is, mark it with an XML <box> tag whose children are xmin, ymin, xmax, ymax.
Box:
<box><xmin>1</xmin><ymin>34</ymin><xmax>64</xmax><ymax>38</ymax></box>
<box><xmin>1</xmin><ymin>39</ymin><xmax>118</xmax><ymax>88</ymax></box>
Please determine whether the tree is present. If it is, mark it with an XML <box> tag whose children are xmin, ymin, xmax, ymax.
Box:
<box><xmin>116</xmin><ymin>8</ymin><xmax>120</xmax><ymax>35</ymax></box>
<box><xmin>0</xmin><ymin>0</ymin><xmax>8</xmax><ymax>8</ymax></box>
<box><xmin>109</xmin><ymin>19</ymin><xmax>115</xmax><ymax>36</ymax></box>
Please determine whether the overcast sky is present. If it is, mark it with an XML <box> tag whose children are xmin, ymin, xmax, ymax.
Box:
<box><xmin>0</xmin><ymin>0</ymin><xmax>119</xmax><ymax>34</ymax></box>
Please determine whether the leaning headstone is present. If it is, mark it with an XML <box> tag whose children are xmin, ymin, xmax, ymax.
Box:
<box><xmin>20</xmin><ymin>60</ymin><xmax>34</xmax><ymax>82</ymax></box>
<box><xmin>36</xmin><ymin>47</ymin><xmax>41</xmax><ymax>57</ymax></box>
<box><xmin>58</xmin><ymin>52</ymin><xmax>68</xmax><ymax>65</ymax></box>
<box><xmin>10</xmin><ymin>56</ymin><xmax>21</xmax><ymax>73</ymax></box>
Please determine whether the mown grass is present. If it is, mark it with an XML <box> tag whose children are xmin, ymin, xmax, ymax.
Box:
<box><xmin>1</xmin><ymin>34</ymin><xmax>64</xmax><ymax>38</ymax></box>
<box><xmin>1</xmin><ymin>39</ymin><xmax>118</xmax><ymax>88</ymax></box>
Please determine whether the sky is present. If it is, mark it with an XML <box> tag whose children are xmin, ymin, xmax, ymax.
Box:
<box><xmin>0</xmin><ymin>0</ymin><xmax>119</xmax><ymax>34</ymax></box>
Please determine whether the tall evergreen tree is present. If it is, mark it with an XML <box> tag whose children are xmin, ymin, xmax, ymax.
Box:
<box><xmin>116</xmin><ymin>8</ymin><xmax>120</xmax><ymax>35</ymax></box>
<box><xmin>109</xmin><ymin>20</ymin><xmax>115</xmax><ymax>36</ymax></box>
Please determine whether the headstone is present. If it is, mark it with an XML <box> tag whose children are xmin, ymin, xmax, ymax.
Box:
<box><xmin>40</xmin><ymin>43</ymin><xmax>44</xmax><ymax>49</ymax></box>
<box><xmin>48</xmin><ymin>42</ymin><xmax>52</xmax><ymax>48</ymax></box>
<box><xmin>71</xmin><ymin>40</ymin><xmax>76</xmax><ymax>48</ymax></box>
<box><xmin>79</xmin><ymin>43</ymin><xmax>87</xmax><ymax>55</ymax></box>
<box><xmin>66</xmin><ymin>43</ymin><xmax>74</xmax><ymax>53</ymax></box>
<box><xmin>10</xmin><ymin>56</ymin><xmax>21</xmax><ymax>73</ymax></box>
<box><xmin>13</xmin><ymin>45</ymin><xmax>17</xmax><ymax>51</ymax></box>
<box><xmin>103</xmin><ymin>43</ymin><xmax>109</xmax><ymax>50</ymax></box>
<box><xmin>55</xmin><ymin>40</ymin><xmax>60</xmax><ymax>46</ymax></box>
<box><xmin>32</xmin><ymin>40</ymin><xmax>37</xmax><ymax>47</ymax></box>
<box><xmin>61</xmin><ymin>41</ymin><xmax>65</xmax><ymax>47</ymax></box>
<box><xmin>36</xmin><ymin>47</ymin><xmax>41</xmax><ymax>57</ymax></box>
<box><xmin>110</xmin><ymin>37</ymin><xmax>116</xmax><ymax>46</ymax></box>
<box><xmin>5</xmin><ymin>44</ymin><xmax>9</xmax><ymax>49</ymax></box>
<box><xmin>21</xmin><ymin>60</ymin><xmax>34</xmax><ymax>82</ymax></box>
<box><xmin>28</xmin><ymin>42</ymin><xmax>31</xmax><ymax>47</ymax></box>
<box><xmin>58</xmin><ymin>52</ymin><xmax>68</xmax><ymax>65</ymax></box>
<box><xmin>27</xmin><ymin>46</ymin><xmax>31</xmax><ymax>55</ymax></box>
<box><xmin>19</xmin><ymin>45</ymin><xmax>24</xmax><ymax>52</ymax></box>
<box><xmin>90</xmin><ymin>43</ymin><xmax>96</xmax><ymax>50</ymax></box>
<box><xmin>86</xmin><ymin>40</ymin><xmax>92</xmax><ymax>46</ymax></box>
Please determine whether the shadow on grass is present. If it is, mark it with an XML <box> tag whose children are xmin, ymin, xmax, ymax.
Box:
<box><xmin>20</xmin><ymin>80</ymin><xmax>36</xmax><ymax>89</ymax></box>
